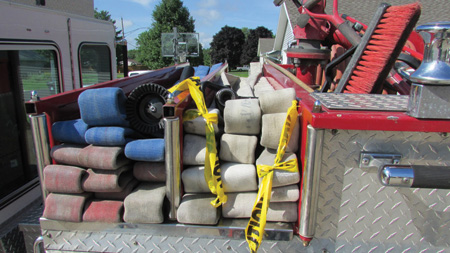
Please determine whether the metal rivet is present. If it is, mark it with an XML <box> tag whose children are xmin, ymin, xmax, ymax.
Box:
<box><xmin>149</xmin><ymin>105</ymin><xmax>157</xmax><ymax>113</ymax></box>
<box><xmin>167</xmin><ymin>93</ymin><xmax>174</xmax><ymax>104</ymax></box>
<box><xmin>313</xmin><ymin>100</ymin><xmax>322</xmax><ymax>113</ymax></box>
<box><xmin>362</xmin><ymin>157</ymin><xmax>370</xmax><ymax>165</ymax></box>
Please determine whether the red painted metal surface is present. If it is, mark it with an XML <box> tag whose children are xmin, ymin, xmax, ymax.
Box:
<box><xmin>293</xmin><ymin>0</ymin><xmax>329</xmax><ymax>41</ymax></box>
<box><xmin>286</xmin><ymin>51</ymin><xmax>330</xmax><ymax>59</ymax></box>
<box><xmin>265</xmin><ymin>60</ymin><xmax>450</xmax><ymax>239</ymax></box>
<box><xmin>264</xmin><ymin>63</ymin><xmax>450</xmax><ymax>133</ymax></box>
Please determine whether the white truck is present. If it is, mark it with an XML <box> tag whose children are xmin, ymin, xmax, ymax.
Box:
<box><xmin>0</xmin><ymin>1</ymin><xmax>117</xmax><ymax>251</ymax></box>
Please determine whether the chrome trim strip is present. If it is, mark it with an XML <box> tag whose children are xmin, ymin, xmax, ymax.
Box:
<box><xmin>164</xmin><ymin>117</ymin><xmax>181</xmax><ymax>220</ymax></box>
<box><xmin>29</xmin><ymin>114</ymin><xmax>51</xmax><ymax>203</ymax></box>
<box><xmin>299</xmin><ymin>125</ymin><xmax>324</xmax><ymax>239</ymax></box>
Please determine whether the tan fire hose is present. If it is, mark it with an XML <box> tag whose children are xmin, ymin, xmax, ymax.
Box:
<box><xmin>264</xmin><ymin>58</ymin><xmax>315</xmax><ymax>93</ymax></box>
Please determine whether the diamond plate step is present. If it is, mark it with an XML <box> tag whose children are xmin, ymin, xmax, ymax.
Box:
<box><xmin>310</xmin><ymin>93</ymin><xmax>408</xmax><ymax>111</ymax></box>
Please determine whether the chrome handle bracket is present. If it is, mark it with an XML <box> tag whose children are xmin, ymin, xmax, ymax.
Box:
<box><xmin>359</xmin><ymin>152</ymin><xmax>402</xmax><ymax>170</ymax></box>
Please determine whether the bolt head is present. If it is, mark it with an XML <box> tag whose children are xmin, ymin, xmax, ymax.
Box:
<box><xmin>362</xmin><ymin>157</ymin><xmax>370</xmax><ymax>165</ymax></box>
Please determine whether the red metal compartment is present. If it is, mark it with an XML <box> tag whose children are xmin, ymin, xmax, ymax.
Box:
<box><xmin>264</xmin><ymin>62</ymin><xmax>450</xmax><ymax>248</ymax></box>
<box><xmin>263</xmin><ymin>63</ymin><xmax>450</xmax><ymax>133</ymax></box>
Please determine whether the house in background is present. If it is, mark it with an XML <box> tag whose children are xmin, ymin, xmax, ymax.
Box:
<box><xmin>272</xmin><ymin>0</ymin><xmax>450</xmax><ymax>64</ymax></box>
<box><xmin>257</xmin><ymin>38</ymin><xmax>275</xmax><ymax>64</ymax></box>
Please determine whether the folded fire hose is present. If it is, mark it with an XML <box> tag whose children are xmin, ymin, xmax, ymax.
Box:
<box><xmin>169</xmin><ymin>77</ymin><xmax>226</xmax><ymax>207</ymax></box>
<box><xmin>245</xmin><ymin>100</ymin><xmax>299</xmax><ymax>253</ymax></box>
<box><xmin>171</xmin><ymin>76</ymin><xmax>299</xmax><ymax>252</ymax></box>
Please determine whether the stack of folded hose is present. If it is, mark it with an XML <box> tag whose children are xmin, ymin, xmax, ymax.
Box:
<box><xmin>229</xmin><ymin>62</ymin><xmax>275</xmax><ymax>98</ymax></box>
<box><xmin>43</xmin><ymin>87</ymin><xmax>166</xmax><ymax>224</ymax></box>
<box><xmin>254</xmin><ymin>77</ymin><xmax>277</xmax><ymax>97</ymax></box>
<box><xmin>177</xmin><ymin>109</ymin><xmax>223</xmax><ymax>225</ymax></box>
<box><xmin>178</xmin><ymin>62</ymin><xmax>301</xmax><ymax>224</ymax></box>
<box><xmin>218</xmin><ymin>87</ymin><xmax>300</xmax><ymax>222</ymax></box>
<box><xmin>219</xmin><ymin>98</ymin><xmax>261</xmax><ymax>219</ymax></box>
<box><xmin>256</xmin><ymin>88</ymin><xmax>300</xmax><ymax>222</ymax></box>
<box><xmin>123</xmin><ymin>137</ymin><xmax>166</xmax><ymax>224</ymax></box>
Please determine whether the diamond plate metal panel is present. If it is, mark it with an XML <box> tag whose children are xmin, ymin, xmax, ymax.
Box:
<box><xmin>0</xmin><ymin>199</ymin><xmax>43</xmax><ymax>253</ymax></box>
<box><xmin>0</xmin><ymin>226</ymin><xmax>25</xmax><ymax>253</ymax></box>
<box><xmin>313</xmin><ymin>129</ymin><xmax>450</xmax><ymax>252</ymax></box>
<box><xmin>42</xmin><ymin>229</ymin><xmax>321</xmax><ymax>253</ymax></box>
<box><xmin>39</xmin><ymin>219</ymin><xmax>341</xmax><ymax>252</ymax></box>
<box><xmin>19</xmin><ymin>225</ymin><xmax>41</xmax><ymax>253</ymax></box>
<box><xmin>35</xmin><ymin>130</ymin><xmax>450</xmax><ymax>252</ymax></box>
<box><xmin>310</xmin><ymin>93</ymin><xmax>409</xmax><ymax>111</ymax></box>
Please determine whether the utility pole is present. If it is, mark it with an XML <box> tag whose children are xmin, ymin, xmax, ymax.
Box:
<box><xmin>119</xmin><ymin>17</ymin><xmax>128</xmax><ymax>77</ymax></box>
<box><xmin>173</xmin><ymin>27</ymin><xmax>178</xmax><ymax>65</ymax></box>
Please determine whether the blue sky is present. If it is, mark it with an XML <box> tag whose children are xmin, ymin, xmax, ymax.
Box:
<box><xmin>94</xmin><ymin>0</ymin><xmax>281</xmax><ymax>50</ymax></box>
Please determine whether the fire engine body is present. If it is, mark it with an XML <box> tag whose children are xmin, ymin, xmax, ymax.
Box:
<box><xmin>25</xmin><ymin>59</ymin><xmax>450</xmax><ymax>252</ymax></box>
<box><xmin>21</xmin><ymin>1</ymin><xmax>450</xmax><ymax>252</ymax></box>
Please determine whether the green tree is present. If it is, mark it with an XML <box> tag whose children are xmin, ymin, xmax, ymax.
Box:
<box><xmin>203</xmin><ymin>48</ymin><xmax>211</xmax><ymax>67</ymax></box>
<box><xmin>127</xmin><ymin>49</ymin><xmax>138</xmax><ymax>60</ymax></box>
<box><xmin>94</xmin><ymin>9</ymin><xmax>124</xmax><ymax>64</ymax></box>
<box><xmin>240</xmin><ymin>26</ymin><xmax>273</xmax><ymax>65</ymax></box>
<box><xmin>136</xmin><ymin>0</ymin><xmax>195</xmax><ymax>69</ymax></box>
<box><xmin>210</xmin><ymin>26</ymin><xmax>245</xmax><ymax>69</ymax></box>
<box><xmin>241</xmin><ymin>27</ymin><xmax>250</xmax><ymax>40</ymax></box>
<box><xmin>94</xmin><ymin>8</ymin><xmax>121</xmax><ymax>37</ymax></box>
<box><xmin>188</xmin><ymin>43</ymin><xmax>204</xmax><ymax>66</ymax></box>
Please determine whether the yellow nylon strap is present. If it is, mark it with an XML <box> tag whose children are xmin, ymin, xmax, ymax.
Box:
<box><xmin>182</xmin><ymin>109</ymin><xmax>202</xmax><ymax>122</ymax></box>
<box><xmin>257</xmin><ymin>159</ymin><xmax>298</xmax><ymax>178</ymax></box>
<box><xmin>246</xmin><ymin>100</ymin><xmax>299</xmax><ymax>253</ymax></box>
<box><xmin>170</xmin><ymin>77</ymin><xmax>226</xmax><ymax>207</ymax></box>
<box><xmin>183</xmin><ymin>109</ymin><xmax>218</xmax><ymax>124</ymax></box>
<box><xmin>274</xmin><ymin>100</ymin><xmax>299</xmax><ymax>163</ymax></box>
<box><xmin>245</xmin><ymin>170</ymin><xmax>273</xmax><ymax>253</ymax></box>
<box><xmin>168</xmin><ymin>76</ymin><xmax>201</xmax><ymax>94</ymax></box>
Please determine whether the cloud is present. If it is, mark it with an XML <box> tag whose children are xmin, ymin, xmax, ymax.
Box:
<box><xmin>201</xmin><ymin>37</ymin><xmax>213</xmax><ymax>48</ymax></box>
<box><xmin>127</xmin><ymin>0</ymin><xmax>154</xmax><ymax>7</ymax></box>
<box><xmin>198</xmin><ymin>32</ymin><xmax>213</xmax><ymax>48</ymax></box>
<box><xmin>121</xmin><ymin>19</ymin><xmax>134</xmax><ymax>29</ymax></box>
<box><xmin>193</xmin><ymin>8</ymin><xmax>222</xmax><ymax>24</ymax></box>
<box><xmin>201</xmin><ymin>0</ymin><xmax>219</xmax><ymax>8</ymax></box>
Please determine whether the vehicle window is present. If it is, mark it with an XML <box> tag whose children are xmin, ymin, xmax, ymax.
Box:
<box><xmin>0</xmin><ymin>45</ymin><xmax>61</xmax><ymax>204</ymax></box>
<box><xmin>18</xmin><ymin>49</ymin><xmax>60</xmax><ymax>100</ymax></box>
<box><xmin>79</xmin><ymin>44</ymin><xmax>112</xmax><ymax>87</ymax></box>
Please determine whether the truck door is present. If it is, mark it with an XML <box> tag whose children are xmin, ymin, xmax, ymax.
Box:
<box><xmin>0</xmin><ymin>44</ymin><xmax>60</xmax><ymax>211</ymax></box>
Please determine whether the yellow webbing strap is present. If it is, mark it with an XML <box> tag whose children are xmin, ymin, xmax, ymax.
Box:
<box><xmin>169</xmin><ymin>77</ymin><xmax>227</xmax><ymax>207</ymax></box>
<box><xmin>245</xmin><ymin>100</ymin><xmax>299</xmax><ymax>252</ymax></box>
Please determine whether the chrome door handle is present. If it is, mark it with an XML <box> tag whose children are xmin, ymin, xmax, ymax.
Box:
<box><xmin>379</xmin><ymin>165</ymin><xmax>450</xmax><ymax>189</ymax></box>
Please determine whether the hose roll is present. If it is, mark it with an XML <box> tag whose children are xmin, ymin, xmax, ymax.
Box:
<box><xmin>215</xmin><ymin>87</ymin><xmax>237</xmax><ymax>113</ymax></box>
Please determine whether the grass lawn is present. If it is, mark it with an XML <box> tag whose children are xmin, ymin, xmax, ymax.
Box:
<box><xmin>229</xmin><ymin>70</ymin><xmax>249</xmax><ymax>78</ymax></box>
